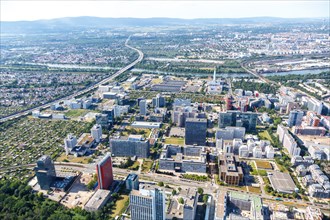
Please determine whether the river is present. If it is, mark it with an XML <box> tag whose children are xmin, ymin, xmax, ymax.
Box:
<box><xmin>20</xmin><ymin>63</ymin><xmax>329</xmax><ymax>78</ymax></box>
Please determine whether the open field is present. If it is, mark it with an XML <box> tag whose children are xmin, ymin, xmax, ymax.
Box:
<box><xmin>56</xmin><ymin>153</ymin><xmax>92</xmax><ymax>164</ymax></box>
<box><xmin>255</xmin><ymin>160</ymin><xmax>273</xmax><ymax>170</ymax></box>
<box><xmin>123</xmin><ymin>126</ymin><xmax>152</xmax><ymax>138</ymax></box>
<box><xmin>141</xmin><ymin>159</ymin><xmax>153</xmax><ymax>173</ymax></box>
<box><xmin>110</xmin><ymin>194</ymin><xmax>129</xmax><ymax>218</ymax></box>
<box><xmin>247</xmin><ymin>186</ymin><xmax>262</xmax><ymax>194</ymax></box>
<box><xmin>164</xmin><ymin>137</ymin><xmax>185</xmax><ymax>145</ymax></box>
<box><xmin>258</xmin><ymin>130</ymin><xmax>274</xmax><ymax>144</ymax></box>
<box><xmin>129</xmin><ymin>161</ymin><xmax>140</xmax><ymax>170</ymax></box>
<box><xmin>65</xmin><ymin>109</ymin><xmax>90</xmax><ymax>118</ymax></box>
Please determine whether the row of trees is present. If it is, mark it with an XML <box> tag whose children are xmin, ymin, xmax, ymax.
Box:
<box><xmin>233</xmin><ymin>79</ymin><xmax>279</xmax><ymax>94</ymax></box>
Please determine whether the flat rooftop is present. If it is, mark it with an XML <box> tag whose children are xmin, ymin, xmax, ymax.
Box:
<box><xmin>268</xmin><ymin>172</ymin><xmax>297</xmax><ymax>193</ymax></box>
<box><xmin>131</xmin><ymin>121</ymin><xmax>161</xmax><ymax>127</ymax></box>
<box><xmin>85</xmin><ymin>189</ymin><xmax>111</xmax><ymax>210</ymax></box>
<box><xmin>78</xmin><ymin>133</ymin><xmax>94</xmax><ymax>146</ymax></box>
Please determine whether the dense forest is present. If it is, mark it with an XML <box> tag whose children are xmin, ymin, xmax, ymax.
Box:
<box><xmin>0</xmin><ymin>179</ymin><xmax>110</xmax><ymax>220</ymax></box>
<box><xmin>233</xmin><ymin>79</ymin><xmax>279</xmax><ymax>94</ymax></box>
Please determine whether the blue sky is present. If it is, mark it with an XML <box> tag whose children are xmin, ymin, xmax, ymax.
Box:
<box><xmin>1</xmin><ymin>1</ymin><xmax>329</xmax><ymax>21</ymax></box>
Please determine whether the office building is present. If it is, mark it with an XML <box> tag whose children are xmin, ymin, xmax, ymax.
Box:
<box><xmin>152</xmin><ymin>94</ymin><xmax>166</xmax><ymax>108</ymax></box>
<box><xmin>130</xmin><ymin>188</ymin><xmax>165</xmax><ymax>220</ymax></box>
<box><xmin>268</xmin><ymin>172</ymin><xmax>297</xmax><ymax>194</ymax></box>
<box><xmin>34</xmin><ymin>155</ymin><xmax>56</xmax><ymax>190</ymax></box>
<box><xmin>91</xmin><ymin>124</ymin><xmax>102</xmax><ymax>143</ymax></box>
<box><xmin>306</xmin><ymin>111</ymin><xmax>321</xmax><ymax>127</ymax></box>
<box><xmin>96</xmin><ymin>153</ymin><xmax>113</xmax><ymax>190</ymax></box>
<box><xmin>226</xmin><ymin>191</ymin><xmax>263</xmax><ymax>220</ymax></box>
<box><xmin>131</xmin><ymin>121</ymin><xmax>162</xmax><ymax>129</ymax></box>
<box><xmin>277</xmin><ymin>125</ymin><xmax>301</xmax><ymax>157</ymax></box>
<box><xmin>183</xmin><ymin>190</ymin><xmax>198</xmax><ymax>220</ymax></box>
<box><xmin>64</xmin><ymin>134</ymin><xmax>77</xmax><ymax>155</ymax></box>
<box><xmin>110</xmin><ymin>135</ymin><xmax>150</xmax><ymax>158</ymax></box>
<box><xmin>126</xmin><ymin>173</ymin><xmax>139</xmax><ymax>191</ymax></box>
<box><xmin>139</xmin><ymin>99</ymin><xmax>147</xmax><ymax>116</ymax></box>
<box><xmin>172</xmin><ymin>106</ymin><xmax>206</xmax><ymax>127</ymax></box>
<box><xmin>113</xmin><ymin>105</ymin><xmax>130</xmax><ymax>118</ymax></box>
<box><xmin>84</xmin><ymin>189</ymin><xmax>111</xmax><ymax>212</ymax></box>
<box><xmin>293</xmin><ymin>126</ymin><xmax>326</xmax><ymax>136</ymax></box>
<box><xmin>265</xmin><ymin>145</ymin><xmax>275</xmax><ymax>159</ymax></box>
<box><xmin>95</xmin><ymin>113</ymin><xmax>110</xmax><ymax>128</ymax></box>
<box><xmin>159</xmin><ymin>145</ymin><xmax>207</xmax><ymax>174</ymax></box>
<box><xmin>215</xmin><ymin>126</ymin><xmax>246</xmax><ymax>140</ymax></box>
<box><xmin>218</xmin><ymin>153</ymin><xmax>243</xmax><ymax>186</ymax></box>
<box><xmin>238</xmin><ymin>145</ymin><xmax>249</xmax><ymax>157</ymax></box>
<box><xmin>252</xmin><ymin>146</ymin><xmax>263</xmax><ymax>158</ymax></box>
<box><xmin>219</xmin><ymin>111</ymin><xmax>258</xmax><ymax>132</ymax></box>
<box><xmin>288</xmin><ymin>110</ymin><xmax>304</xmax><ymax>127</ymax></box>
<box><xmin>173</xmin><ymin>98</ymin><xmax>191</xmax><ymax>107</ymax></box>
<box><xmin>185</xmin><ymin>118</ymin><xmax>207</xmax><ymax>146</ymax></box>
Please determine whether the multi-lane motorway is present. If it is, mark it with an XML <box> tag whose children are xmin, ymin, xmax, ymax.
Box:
<box><xmin>0</xmin><ymin>36</ymin><xmax>144</xmax><ymax>123</ymax></box>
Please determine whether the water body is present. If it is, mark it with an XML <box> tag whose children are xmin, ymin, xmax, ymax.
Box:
<box><xmin>22</xmin><ymin>63</ymin><xmax>328</xmax><ymax>77</ymax></box>
<box><xmin>25</xmin><ymin>62</ymin><xmax>121</xmax><ymax>70</ymax></box>
<box><xmin>261</xmin><ymin>68</ymin><xmax>328</xmax><ymax>76</ymax></box>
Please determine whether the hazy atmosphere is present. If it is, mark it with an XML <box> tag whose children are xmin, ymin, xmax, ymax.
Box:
<box><xmin>1</xmin><ymin>0</ymin><xmax>329</xmax><ymax>21</ymax></box>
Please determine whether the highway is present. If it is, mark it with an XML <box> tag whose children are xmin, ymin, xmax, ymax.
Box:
<box><xmin>241</xmin><ymin>63</ymin><xmax>271</xmax><ymax>84</ymax></box>
<box><xmin>0</xmin><ymin>36</ymin><xmax>144</xmax><ymax>123</ymax></box>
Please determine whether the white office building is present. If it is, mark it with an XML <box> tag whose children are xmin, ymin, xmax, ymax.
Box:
<box><xmin>91</xmin><ymin>124</ymin><xmax>102</xmax><ymax>143</ymax></box>
<box><xmin>252</xmin><ymin>146</ymin><xmax>263</xmax><ymax>158</ymax></box>
<box><xmin>64</xmin><ymin>134</ymin><xmax>77</xmax><ymax>155</ymax></box>
<box><xmin>239</xmin><ymin>145</ymin><xmax>249</xmax><ymax>157</ymax></box>
<box><xmin>130</xmin><ymin>188</ymin><xmax>165</xmax><ymax>220</ymax></box>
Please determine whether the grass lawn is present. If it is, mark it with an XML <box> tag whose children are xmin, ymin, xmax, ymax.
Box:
<box><xmin>125</xmin><ymin>126</ymin><xmax>152</xmax><ymax>138</ymax></box>
<box><xmin>129</xmin><ymin>161</ymin><xmax>140</xmax><ymax>170</ymax></box>
<box><xmin>164</xmin><ymin>137</ymin><xmax>185</xmax><ymax>145</ymax></box>
<box><xmin>141</xmin><ymin>159</ymin><xmax>153</xmax><ymax>173</ymax></box>
<box><xmin>247</xmin><ymin>186</ymin><xmax>262</xmax><ymax>194</ymax></box>
<box><xmin>151</xmin><ymin>78</ymin><xmax>163</xmax><ymax>84</ymax></box>
<box><xmin>56</xmin><ymin>153</ymin><xmax>91</xmax><ymax>164</ymax></box>
<box><xmin>110</xmin><ymin>194</ymin><xmax>129</xmax><ymax>218</ymax></box>
<box><xmin>255</xmin><ymin>160</ymin><xmax>273</xmax><ymax>170</ymax></box>
<box><xmin>65</xmin><ymin>109</ymin><xmax>89</xmax><ymax>118</ymax></box>
<box><xmin>258</xmin><ymin>130</ymin><xmax>274</xmax><ymax>144</ymax></box>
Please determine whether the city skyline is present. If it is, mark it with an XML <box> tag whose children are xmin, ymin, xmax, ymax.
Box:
<box><xmin>1</xmin><ymin>1</ymin><xmax>329</xmax><ymax>22</ymax></box>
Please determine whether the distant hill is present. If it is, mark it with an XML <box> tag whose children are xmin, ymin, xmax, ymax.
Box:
<box><xmin>1</xmin><ymin>16</ymin><xmax>326</xmax><ymax>34</ymax></box>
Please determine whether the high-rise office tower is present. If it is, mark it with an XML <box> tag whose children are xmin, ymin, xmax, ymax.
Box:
<box><xmin>91</xmin><ymin>124</ymin><xmax>102</xmax><ymax>142</ymax></box>
<box><xmin>34</xmin><ymin>155</ymin><xmax>56</xmax><ymax>190</ymax></box>
<box><xmin>96</xmin><ymin>153</ymin><xmax>114</xmax><ymax>190</ymax></box>
<box><xmin>185</xmin><ymin>118</ymin><xmax>207</xmax><ymax>146</ymax></box>
<box><xmin>219</xmin><ymin>111</ymin><xmax>258</xmax><ymax>132</ymax></box>
<box><xmin>152</xmin><ymin>94</ymin><xmax>166</xmax><ymax>108</ymax></box>
<box><xmin>139</xmin><ymin>99</ymin><xmax>147</xmax><ymax>116</ymax></box>
<box><xmin>130</xmin><ymin>188</ymin><xmax>165</xmax><ymax>220</ymax></box>
<box><xmin>288</xmin><ymin>110</ymin><xmax>304</xmax><ymax>127</ymax></box>
<box><xmin>64</xmin><ymin>134</ymin><xmax>77</xmax><ymax>155</ymax></box>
